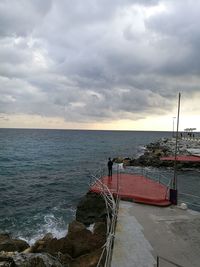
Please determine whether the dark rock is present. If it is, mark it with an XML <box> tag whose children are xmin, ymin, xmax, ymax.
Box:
<box><xmin>36</xmin><ymin>220</ymin><xmax>106</xmax><ymax>259</ymax></box>
<box><xmin>66</xmin><ymin>221</ymin><xmax>106</xmax><ymax>258</ymax></box>
<box><xmin>66</xmin><ymin>228</ymin><xmax>93</xmax><ymax>258</ymax></box>
<box><xmin>93</xmin><ymin>222</ymin><xmax>107</xmax><ymax>236</ymax></box>
<box><xmin>29</xmin><ymin>233</ymin><xmax>54</xmax><ymax>253</ymax></box>
<box><xmin>58</xmin><ymin>252</ymin><xmax>72</xmax><ymax>266</ymax></box>
<box><xmin>12</xmin><ymin>253</ymin><xmax>63</xmax><ymax>267</ymax></box>
<box><xmin>34</xmin><ymin>237</ymin><xmax>72</xmax><ymax>256</ymax></box>
<box><xmin>0</xmin><ymin>255</ymin><xmax>16</xmax><ymax>267</ymax></box>
<box><xmin>42</xmin><ymin>233</ymin><xmax>54</xmax><ymax>242</ymax></box>
<box><xmin>0</xmin><ymin>234</ymin><xmax>10</xmax><ymax>243</ymax></box>
<box><xmin>76</xmin><ymin>192</ymin><xmax>109</xmax><ymax>225</ymax></box>
<box><xmin>68</xmin><ymin>221</ymin><xmax>86</xmax><ymax>235</ymax></box>
<box><xmin>30</xmin><ymin>240</ymin><xmax>47</xmax><ymax>253</ymax></box>
<box><xmin>0</xmin><ymin>236</ymin><xmax>29</xmax><ymax>252</ymax></box>
<box><xmin>70</xmin><ymin>248</ymin><xmax>104</xmax><ymax>267</ymax></box>
<box><xmin>33</xmin><ymin>223</ymin><xmax>91</xmax><ymax>257</ymax></box>
<box><xmin>0</xmin><ymin>252</ymin><xmax>63</xmax><ymax>267</ymax></box>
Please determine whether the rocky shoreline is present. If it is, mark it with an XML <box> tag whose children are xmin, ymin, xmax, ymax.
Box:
<box><xmin>114</xmin><ymin>137</ymin><xmax>200</xmax><ymax>169</ymax></box>
<box><xmin>0</xmin><ymin>193</ymin><xmax>110</xmax><ymax>267</ymax></box>
<box><xmin>1</xmin><ymin>137</ymin><xmax>199</xmax><ymax>266</ymax></box>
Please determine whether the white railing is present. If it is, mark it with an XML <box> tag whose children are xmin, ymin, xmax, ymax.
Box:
<box><xmin>89</xmin><ymin>168</ymin><xmax>121</xmax><ymax>267</ymax></box>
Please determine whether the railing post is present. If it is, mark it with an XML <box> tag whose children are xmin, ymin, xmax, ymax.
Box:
<box><xmin>157</xmin><ymin>256</ymin><xmax>159</xmax><ymax>267</ymax></box>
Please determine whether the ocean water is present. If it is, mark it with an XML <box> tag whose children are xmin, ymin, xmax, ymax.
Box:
<box><xmin>0</xmin><ymin>129</ymin><xmax>199</xmax><ymax>244</ymax></box>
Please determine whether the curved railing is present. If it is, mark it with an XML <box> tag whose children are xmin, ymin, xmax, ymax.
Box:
<box><xmin>89</xmin><ymin>167</ymin><xmax>121</xmax><ymax>267</ymax></box>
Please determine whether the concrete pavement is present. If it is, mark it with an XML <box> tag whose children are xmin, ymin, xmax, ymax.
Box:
<box><xmin>111</xmin><ymin>201</ymin><xmax>200</xmax><ymax>267</ymax></box>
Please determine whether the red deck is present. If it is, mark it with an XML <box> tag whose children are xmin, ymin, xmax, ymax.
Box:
<box><xmin>90</xmin><ymin>173</ymin><xmax>171</xmax><ymax>207</ymax></box>
<box><xmin>160</xmin><ymin>155</ymin><xmax>200</xmax><ymax>162</ymax></box>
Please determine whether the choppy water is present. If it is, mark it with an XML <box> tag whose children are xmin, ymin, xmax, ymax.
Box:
<box><xmin>0</xmin><ymin>129</ymin><xmax>199</xmax><ymax>244</ymax></box>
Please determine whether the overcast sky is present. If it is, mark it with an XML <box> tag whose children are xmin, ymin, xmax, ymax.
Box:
<box><xmin>0</xmin><ymin>0</ymin><xmax>199</xmax><ymax>131</ymax></box>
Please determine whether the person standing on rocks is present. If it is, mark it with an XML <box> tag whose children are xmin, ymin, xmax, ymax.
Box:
<box><xmin>107</xmin><ymin>158</ymin><xmax>113</xmax><ymax>178</ymax></box>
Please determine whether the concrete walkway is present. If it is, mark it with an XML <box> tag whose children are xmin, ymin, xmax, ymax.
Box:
<box><xmin>111</xmin><ymin>201</ymin><xmax>200</xmax><ymax>267</ymax></box>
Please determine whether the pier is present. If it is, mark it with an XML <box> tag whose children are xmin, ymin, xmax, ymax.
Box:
<box><xmin>111</xmin><ymin>201</ymin><xmax>200</xmax><ymax>267</ymax></box>
<box><xmin>89</xmin><ymin>168</ymin><xmax>200</xmax><ymax>266</ymax></box>
<box><xmin>90</xmin><ymin>173</ymin><xmax>171</xmax><ymax>207</ymax></box>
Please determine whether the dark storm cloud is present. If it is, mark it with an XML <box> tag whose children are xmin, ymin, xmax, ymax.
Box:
<box><xmin>0</xmin><ymin>0</ymin><xmax>199</xmax><ymax>124</ymax></box>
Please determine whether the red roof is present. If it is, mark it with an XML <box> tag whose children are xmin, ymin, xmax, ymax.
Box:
<box><xmin>160</xmin><ymin>155</ymin><xmax>200</xmax><ymax>162</ymax></box>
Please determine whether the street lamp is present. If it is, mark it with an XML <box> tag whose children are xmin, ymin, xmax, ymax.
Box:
<box><xmin>172</xmin><ymin>117</ymin><xmax>176</xmax><ymax>138</ymax></box>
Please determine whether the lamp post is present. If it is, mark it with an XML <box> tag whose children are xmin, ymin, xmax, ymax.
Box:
<box><xmin>172</xmin><ymin>117</ymin><xmax>176</xmax><ymax>138</ymax></box>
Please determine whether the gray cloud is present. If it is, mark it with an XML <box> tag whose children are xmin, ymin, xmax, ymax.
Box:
<box><xmin>0</xmin><ymin>0</ymin><xmax>199</xmax><ymax>125</ymax></box>
<box><xmin>145</xmin><ymin>0</ymin><xmax>200</xmax><ymax>76</ymax></box>
<box><xmin>0</xmin><ymin>0</ymin><xmax>52</xmax><ymax>37</ymax></box>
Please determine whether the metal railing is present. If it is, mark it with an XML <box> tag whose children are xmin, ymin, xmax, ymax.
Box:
<box><xmin>178</xmin><ymin>192</ymin><xmax>200</xmax><ymax>210</ymax></box>
<box><xmin>89</xmin><ymin>167</ymin><xmax>121</xmax><ymax>267</ymax></box>
<box><xmin>124</xmin><ymin>166</ymin><xmax>172</xmax><ymax>201</ymax></box>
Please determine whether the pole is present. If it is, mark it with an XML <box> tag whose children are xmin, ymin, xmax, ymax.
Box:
<box><xmin>117</xmin><ymin>164</ymin><xmax>119</xmax><ymax>193</ymax></box>
<box><xmin>172</xmin><ymin>117</ymin><xmax>176</xmax><ymax>138</ymax></box>
<box><xmin>157</xmin><ymin>256</ymin><xmax>160</xmax><ymax>267</ymax></box>
<box><xmin>170</xmin><ymin>93</ymin><xmax>181</xmax><ymax>205</ymax></box>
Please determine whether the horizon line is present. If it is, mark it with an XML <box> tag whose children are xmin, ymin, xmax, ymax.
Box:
<box><xmin>0</xmin><ymin>127</ymin><xmax>186</xmax><ymax>132</ymax></box>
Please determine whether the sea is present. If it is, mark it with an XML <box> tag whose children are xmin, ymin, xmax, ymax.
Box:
<box><xmin>0</xmin><ymin>129</ymin><xmax>199</xmax><ymax>244</ymax></box>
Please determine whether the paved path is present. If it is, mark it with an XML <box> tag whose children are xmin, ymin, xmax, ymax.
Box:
<box><xmin>111</xmin><ymin>201</ymin><xmax>200</xmax><ymax>267</ymax></box>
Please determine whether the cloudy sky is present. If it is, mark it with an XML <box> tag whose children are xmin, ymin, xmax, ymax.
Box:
<box><xmin>0</xmin><ymin>0</ymin><xmax>199</xmax><ymax>131</ymax></box>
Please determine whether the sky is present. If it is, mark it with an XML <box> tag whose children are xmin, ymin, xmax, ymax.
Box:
<box><xmin>0</xmin><ymin>0</ymin><xmax>199</xmax><ymax>131</ymax></box>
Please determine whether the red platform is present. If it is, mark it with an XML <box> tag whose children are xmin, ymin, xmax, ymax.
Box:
<box><xmin>90</xmin><ymin>173</ymin><xmax>171</xmax><ymax>207</ymax></box>
<box><xmin>160</xmin><ymin>155</ymin><xmax>200</xmax><ymax>162</ymax></box>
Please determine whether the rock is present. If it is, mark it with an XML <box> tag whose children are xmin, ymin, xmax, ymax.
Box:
<box><xmin>70</xmin><ymin>248</ymin><xmax>104</xmax><ymax>267</ymax></box>
<box><xmin>0</xmin><ymin>236</ymin><xmax>29</xmax><ymax>252</ymax></box>
<box><xmin>68</xmin><ymin>221</ymin><xmax>86</xmax><ymax>235</ymax></box>
<box><xmin>70</xmin><ymin>219</ymin><xmax>105</xmax><ymax>256</ymax></box>
<box><xmin>39</xmin><ymin>220</ymin><xmax>106</xmax><ymax>259</ymax></box>
<box><xmin>41</xmin><ymin>236</ymin><xmax>71</xmax><ymax>257</ymax></box>
<box><xmin>23</xmin><ymin>247</ymin><xmax>33</xmax><ymax>254</ymax></box>
<box><xmin>32</xmin><ymin>236</ymin><xmax>72</xmax><ymax>256</ymax></box>
<box><xmin>12</xmin><ymin>253</ymin><xmax>63</xmax><ymax>267</ymax></box>
<box><xmin>31</xmin><ymin>240</ymin><xmax>46</xmax><ymax>253</ymax></box>
<box><xmin>0</xmin><ymin>252</ymin><xmax>63</xmax><ymax>267</ymax></box>
<box><xmin>30</xmin><ymin>233</ymin><xmax>54</xmax><ymax>253</ymax></box>
<box><xmin>0</xmin><ymin>234</ymin><xmax>10</xmax><ymax>243</ymax></box>
<box><xmin>66</xmin><ymin>226</ymin><xmax>95</xmax><ymax>258</ymax></box>
<box><xmin>93</xmin><ymin>222</ymin><xmax>107</xmax><ymax>236</ymax></box>
<box><xmin>0</xmin><ymin>254</ymin><xmax>16</xmax><ymax>267</ymax></box>
<box><xmin>58</xmin><ymin>252</ymin><xmax>72</xmax><ymax>266</ymax></box>
<box><xmin>76</xmin><ymin>193</ymin><xmax>109</xmax><ymax>225</ymax></box>
<box><xmin>42</xmin><ymin>233</ymin><xmax>54</xmax><ymax>242</ymax></box>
